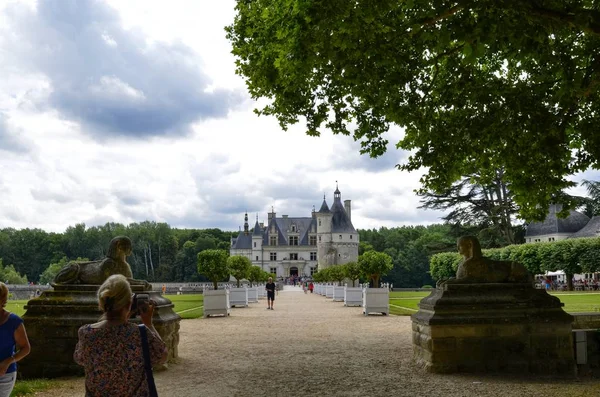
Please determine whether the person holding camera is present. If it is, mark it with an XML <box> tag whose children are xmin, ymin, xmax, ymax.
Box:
<box><xmin>74</xmin><ymin>274</ymin><xmax>167</xmax><ymax>397</ymax></box>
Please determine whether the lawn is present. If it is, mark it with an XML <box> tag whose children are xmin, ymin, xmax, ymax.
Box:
<box><xmin>7</xmin><ymin>294</ymin><xmax>205</xmax><ymax>320</ymax></box>
<box><xmin>388</xmin><ymin>290</ymin><xmax>600</xmax><ymax>315</ymax></box>
<box><xmin>164</xmin><ymin>294</ymin><xmax>204</xmax><ymax>319</ymax></box>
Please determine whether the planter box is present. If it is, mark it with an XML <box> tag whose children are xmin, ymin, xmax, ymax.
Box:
<box><xmin>230</xmin><ymin>287</ymin><xmax>249</xmax><ymax>307</ymax></box>
<box><xmin>333</xmin><ymin>286</ymin><xmax>345</xmax><ymax>302</ymax></box>
<box><xmin>344</xmin><ymin>287</ymin><xmax>363</xmax><ymax>307</ymax></box>
<box><xmin>247</xmin><ymin>287</ymin><xmax>258</xmax><ymax>303</ymax></box>
<box><xmin>257</xmin><ymin>286</ymin><xmax>266</xmax><ymax>299</ymax></box>
<box><xmin>363</xmin><ymin>288</ymin><xmax>389</xmax><ymax>315</ymax></box>
<box><xmin>203</xmin><ymin>289</ymin><xmax>231</xmax><ymax>318</ymax></box>
<box><xmin>325</xmin><ymin>285</ymin><xmax>334</xmax><ymax>299</ymax></box>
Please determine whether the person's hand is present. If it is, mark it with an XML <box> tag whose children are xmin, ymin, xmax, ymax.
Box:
<box><xmin>0</xmin><ymin>359</ymin><xmax>11</xmax><ymax>376</ymax></box>
<box><xmin>139</xmin><ymin>299</ymin><xmax>156</xmax><ymax>327</ymax></box>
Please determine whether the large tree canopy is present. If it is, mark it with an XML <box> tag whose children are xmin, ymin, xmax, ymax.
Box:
<box><xmin>227</xmin><ymin>0</ymin><xmax>600</xmax><ymax>221</ymax></box>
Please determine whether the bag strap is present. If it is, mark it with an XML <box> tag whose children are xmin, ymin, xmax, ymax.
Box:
<box><xmin>138</xmin><ymin>324</ymin><xmax>159</xmax><ymax>397</ymax></box>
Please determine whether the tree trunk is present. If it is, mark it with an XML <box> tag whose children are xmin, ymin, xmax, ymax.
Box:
<box><xmin>213</xmin><ymin>280</ymin><xmax>218</xmax><ymax>290</ymax></box>
<box><xmin>237</xmin><ymin>279</ymin><xmax>240</xmax><ymax>288</ymax></box>
<box><xmin>148</xmin><ymin>242</ymin><xmax>154</xmax><ymax>278</ymax></box>
<box><xmin>143</xmin><ymin>248</ymin><xmax>149</xmax><ymax>276</ymax></box>
<box><xmin>566</xmin><ymin>273</ymin><xmax>574</xmax><ymax>291</ymax></box>
<box><xmin>373</xmin><ymin>274</ymin><xmax>380</xmax><ymax>288</ymax></box>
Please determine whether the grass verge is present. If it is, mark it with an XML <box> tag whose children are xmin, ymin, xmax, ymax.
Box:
<box><xmin>10</xmin><ymin>379</ymin><xmax>55</xmax><ymax>396</ymax></box>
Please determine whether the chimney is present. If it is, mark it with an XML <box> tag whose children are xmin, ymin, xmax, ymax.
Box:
<box><xmin>260</xmin><ymin>222</ymin><xmax>264</xmax><ymax>229</ymax></box>
<box><xmin>268</xmin><ymin>213</ymin><xmax>273</xmax><ymax>221</ymax></box>
<box><xmin>344</xmin><ymin>200</ymin><xmax>351</xmax><ymax>221</ymax></box>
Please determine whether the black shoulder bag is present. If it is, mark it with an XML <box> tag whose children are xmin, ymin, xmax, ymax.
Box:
<box><xmin>138</xmin><ymin>324</ymin><xmax>159</xmax><ymax>397</ymax></box>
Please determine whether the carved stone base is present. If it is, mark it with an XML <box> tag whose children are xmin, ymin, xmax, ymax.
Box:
<box><xmin>411</xmin><ymin>283</ymin><xmax>576</xmax><ymax>375</ymax></box>
<box><xmin>19</xmin><ymin>284</ymin><xmax>180</xmax><ymax>379</ymax></box>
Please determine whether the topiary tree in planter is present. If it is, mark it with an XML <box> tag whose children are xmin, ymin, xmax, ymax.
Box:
<box><xmin>328</xmin><ymin>265</ymin><xmax>346</xmax><ymax>286</ymax></box>
<box><xmin>227</xmin><ymin>255</ymin><xmax>252</xmax><ymax>287</ymax></box>
<box><xmin>197</xmin><ymin>249</ymin><xmax>230</xmax><ymax>290</ymax></box>
<box><xmin>343</xmin><ymin>261</ymin><xmax>361</xmax><ymax>287</ymax></box>
<box><xmin>248</xmin><ymin>265</ymin><xmax>263</xmax><ymax>287</ymax></box>
<box><xmin>358</xmin><ymin>251</ymin><xmax>393</xmax><ymax>288</ymax></box>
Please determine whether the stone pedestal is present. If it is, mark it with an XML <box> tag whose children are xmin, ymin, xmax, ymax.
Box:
<box><xmin>19</xmin><ymin>284</ymin><xmax>181</xmax><ymax>379</ymax></box>
<box><xmin>411</xmin><ymin>283</ymin><xmax>575</xmax><ymax>375</ymax></box>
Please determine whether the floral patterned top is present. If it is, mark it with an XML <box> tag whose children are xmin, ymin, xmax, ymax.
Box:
<box><xmin>74</xmin><ymin>322</ymin><xmax>167</xmax><ymax>397</ymax></box>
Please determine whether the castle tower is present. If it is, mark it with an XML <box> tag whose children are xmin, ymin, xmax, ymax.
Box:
<box><xmin>316</xmin><ymin>194</ymin><xmax>334</xmax><ymax>269</ymax></box>
<box><xmin>329</xmin><ymin>184</ymin><xmax>359</xmax><ymax>265</ymax></box>
<box><xmin>251</xmin><ymin>214</ymin><xmax>263</xmax><ymax>264</ymax></box>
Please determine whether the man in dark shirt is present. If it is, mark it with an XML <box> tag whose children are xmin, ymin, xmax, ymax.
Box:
<box><xmin>265</xmin><ymin>277</ymin><xmax>276</xmax><ymax>310</ymax></box>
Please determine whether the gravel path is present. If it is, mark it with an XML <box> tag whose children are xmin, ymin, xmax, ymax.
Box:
<box><xmin>37</xmin><ymin>288</ymin><xmax>598</xmax><ymax>397</ymax></box>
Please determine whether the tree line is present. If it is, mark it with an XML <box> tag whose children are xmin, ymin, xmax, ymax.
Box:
<box><xmin>430</xmin><ymin>237</ymin><xmax>600</xmax><ymax>291</ymax></box>
<box><xmin>0</xmin><ymin>222</ymin><xmax>234</xmax><ymax>284</ymax></box>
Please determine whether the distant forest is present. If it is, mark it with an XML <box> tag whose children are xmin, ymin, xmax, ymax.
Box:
<box><xmin>0</xmin><ymin>220</ymin><xmax>521</xmax><ymax>287</ymax></box>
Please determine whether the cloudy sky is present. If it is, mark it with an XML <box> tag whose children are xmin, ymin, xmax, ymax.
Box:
<box><xmin>0</xmin><ymin>1</ymin><xmax>597</xmax><ymax>233</ymax></box>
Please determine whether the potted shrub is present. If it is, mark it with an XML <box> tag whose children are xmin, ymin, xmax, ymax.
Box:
<box><xmin>329</xmin><ymin>265</ymin><xmax>346</xmax><ymax>302</ymax></box>
<box><xmin>197</xmin><ymin>249</ymin><xmax>231</xmax><ymax>317</ymax></box>
<box><xmin>227</xmin><ymin>255</ymin><xmax>251</xmax><ymax>307</ymax></box>
<box><xmin>343</xmin><ymin>261</ymin><xmax>362</xmax><ymax>307</ymax></box>
<box><xmin>358</xmin><ymin>251</ymin><xmax>393</xmax><ymax>315</ymax></box>
<box><xmin>247</xmin><ymin>265</ymin><xmax>263</xmax><ymax>301</ymax></box>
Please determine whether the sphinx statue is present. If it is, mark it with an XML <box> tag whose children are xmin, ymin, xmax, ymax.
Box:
<box><xmin>443</xmin><ymin>235</ymin><xmax>532</xmax><ymax>284</ymax></box>
<box><xmin>53</xmin><ymin>236</ymin><xmax>151</xmax><ymax>289</ymax></box>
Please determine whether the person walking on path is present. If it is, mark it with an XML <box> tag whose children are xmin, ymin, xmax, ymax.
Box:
<box><xmin>0</xmin><ymin>282</ymin><xmax>31</xmax><ymax>397</ymax></box>
<box><xmin>265</xmin><ymin>277</ymin><xmax>276</xmax><ymax>310</ymax></box>
<box><xmin>308</xmin><ymin>282</ymin><xmax>314</xmax><ymax>293</ymax></box>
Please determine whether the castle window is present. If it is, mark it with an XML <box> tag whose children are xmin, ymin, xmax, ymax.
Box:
<box><xmin>318</xmin><ymin>219</ymin><xmax>321</xmax><ymax>226</ymax></box>
<box><xmin>310</xmin><ymin>267</ymin><xmax>317</xmax><ymax>275</ymax></box>
<box><xmin>270</xmin><ymin>236</ymin><xmax>277</xmax><ymax>246</ymax></box>
<box><xmin>350</xmin><ymin>235</ymin><xmax>352</xmax><ymax>239</ymax></box>
<box><xmin>289</xmin><ymin>236</ymin><xmax>298</xmax><ymax>246</ymax></box>
<box><xmin>318</xmin><ymin>236</ymin><xmax>321</xmax><ymax>242</ymax></box>
<box><xmin>309</xmin><ymin>236</ymin><xmax>317</xmax><ymax>246</ymax></box>
<box><xmin>291</xmin><ymin>225</ymin><xmax>296</xmax><ymax>232</ymax></box>
<box><xmin>290</xmin><ymin>253</ymin><xmax>298</xmax><ymax>260</ymax></box>
<box><xmin>310</xmin><ymin>252</ymin><xmax>317</xmax><ymax>261</ymax></box>
<box><xmin>339</xmin><ymin>235</ymin><xmax>342</xmax><ymax>240</ymax></box>
<box><xmin>270</xmin><ymin>252</ymin><xmax>277</xmax><ymax>261</ymax></box>
<box><xmin>270</xmin><ymin>267</ymin><xmax>277</xmax><ymax>275</ymax></box>
<box><xmin>254</xmin><ymin>242</ymin><xmax>256</xmax><ymax>248</ymax></box>
<box><xmin>256</xmin><ymin>256</ymin><xmax>258</xmax><ymax>261</ymax></box>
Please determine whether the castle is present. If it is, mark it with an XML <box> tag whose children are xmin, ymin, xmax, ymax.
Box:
<box><xmin>230</xmin><ymin>186</ymin><xmax>359</xmax><ymax>278</ymax></box>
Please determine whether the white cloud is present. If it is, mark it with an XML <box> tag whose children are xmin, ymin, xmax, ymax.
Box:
<box><xmin>0</xmin><ymin>0</ymin><xmax>454</xmax><ymax>233</ymax></box>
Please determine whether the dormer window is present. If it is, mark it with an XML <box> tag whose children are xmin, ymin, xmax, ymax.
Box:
<box><xmin>291</xmin><ymin>225</ymin><xmax>296</xmax><ymax>232</ymax></box>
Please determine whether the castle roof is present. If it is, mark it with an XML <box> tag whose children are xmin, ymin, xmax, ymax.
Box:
<box><xmin>318</xmin><ymin>197</ymin><xmax>331</xmax><ymax>213</ymax></box>
<box><xmin>252</xmin><ymin>220</ymin><xmax>262</xmax><ymax>236</ymax></box>
<box><xmin>525</xmin><ymin>204</ymin><xmax>590</xmax><ymax>237</ymax></box>
<box><xmin>231</xmin><ymin>233</ymin><xmax>252</xmax><ymax>250</ymax></box>
<box><xmin>331</xmin><ymin>194</ymin><xmax>356</xmax><ymax>233</ymax></box>
<box><xmin>232</xmin><ymin>216</ymin><xmax>318</xmax><ymax>249</ymax></box>
<box><xmin>569</xmin><ymin>216</ymin><xmax>600</xmax><ymax>239</ymax></box>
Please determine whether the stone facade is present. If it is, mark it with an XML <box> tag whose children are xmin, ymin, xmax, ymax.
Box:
<box><xmin>230</xmin><ymin>186</ymin><xmax>359</xmax><ymax>277</ymax></box>
<box><xmin>20</xmin><ymin>284</ymin><xmax>180</xmax><ymax>378</ymax></box>
<box><xmin>412</xmin><ymin>283</ymin><xmax>576</xmax><ymax>374</ymax></box>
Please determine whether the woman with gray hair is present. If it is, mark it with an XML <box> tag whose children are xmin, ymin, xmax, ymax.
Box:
<box><xmin>74</xmin><ymin>274</ymin><xmax>167</xmax><ymax>396</ymax></box>
<box><xmin>0</xmin><ymin>282</ymin><xmax>31</xmax><ymax>397</ymax></box>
